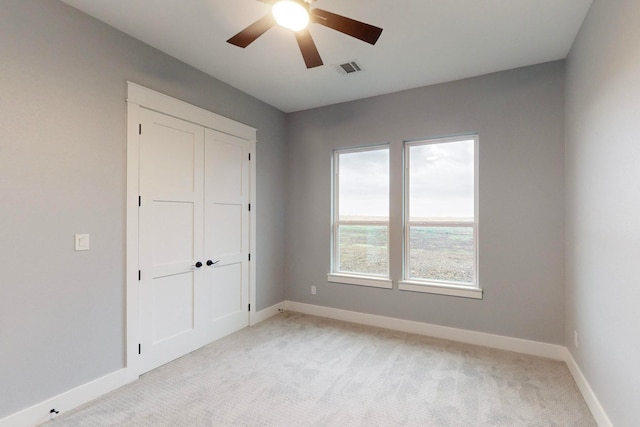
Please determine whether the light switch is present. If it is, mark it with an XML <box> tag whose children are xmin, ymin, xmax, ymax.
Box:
<box><xmin>75</xmin><ymin>234</ymin><xmax>90</xmax><ymax>251</ymax></box>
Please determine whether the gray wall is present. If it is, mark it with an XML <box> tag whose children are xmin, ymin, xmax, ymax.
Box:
<box><xmin>565</xmin><ymin>0</ymin><xmax>640</xmax><ymax>425</ymax></box>
<box><xmin>0</xmin><ymin>0</ymin><xmax>286</xmax><ymax>418</ymax></box>
<box><xmin>286</xmin><ymin>61</ymin><xmax>566</xmax><ymax>344</ymax></box>
<box><xmin>7</xmin><ymin>0</ymin><xmax>636</xmax><ymax>423</ymax></box>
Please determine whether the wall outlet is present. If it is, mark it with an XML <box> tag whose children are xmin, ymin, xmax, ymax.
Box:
<box><xmin>311</xmin><ymin>285</ymin><xmax>317</xmax><ymax>295</ymax></box>
<box><xmin>574</xmin><ymin>330</ymin><xmax>579</xmax><ymax>348</ymax></box>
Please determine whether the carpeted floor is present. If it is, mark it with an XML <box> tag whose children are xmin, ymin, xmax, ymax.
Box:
<box><xmin>49</xmin><ymin>312</ymin><xmax>596</xmax><ymax>426</ymax></box>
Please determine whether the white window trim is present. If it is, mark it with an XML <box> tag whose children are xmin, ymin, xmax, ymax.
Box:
<box><xmin>327</xmin><ymin>273</ymin><xmax>393</xmax><ymax>289</ymax></box>
<box><xmin>398</xmin><ymin>280</ymin><xmax>482</xmax><ymax>299</ymax></box>
<box><xmin>330</xmin><ymin>145</ymin><xmax>391</xmax><ymax>288</ymax></box>
<box><xmin>402</xmin><ymin>135</ymin><xmax>481</xmax><ymax>299</ymax></box>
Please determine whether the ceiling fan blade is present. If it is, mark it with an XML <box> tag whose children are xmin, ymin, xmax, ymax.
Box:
<box><xmin>227</xmin><ymin>14</ymin><xmax>276</xmax><ymax>48</ymax></box>
<box><xmin>295</xmin><ymin>30</ymin><xmax>323</xmax><ymax>68</ymax></box>
<box><xmin>311</xmin><ymin>8</ymin><xmax>383</xmax><ymax>45</ymax></box>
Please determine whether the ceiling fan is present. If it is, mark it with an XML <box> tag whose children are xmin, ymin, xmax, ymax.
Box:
<box><xmin>227</xmin><ymin>0</ymin><xmax>383</xmax><ymax>69</ymax></box>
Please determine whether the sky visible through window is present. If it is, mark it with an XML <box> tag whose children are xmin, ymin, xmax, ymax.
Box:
<box><xmin>337</xmin><ymin>140</ymin><xmax>474</xmax><ymax>221</ymax></box>
<box><xmin>409</xmin><ymin>139</ymin><xmax>474</xmax><ymax>221</ymax></box>
<box><xmin>339</xmin><ymin>148</ymin><xmax>389</xmax><ymax>219</ymax></box>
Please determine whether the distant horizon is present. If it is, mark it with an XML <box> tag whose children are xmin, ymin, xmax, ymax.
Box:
<box><xmin>338</xmin><ymin>216</ymin><xmax>474</xmax><ymax>222</ymax></box>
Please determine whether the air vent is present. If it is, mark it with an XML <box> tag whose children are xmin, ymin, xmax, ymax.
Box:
<box><xmin>335</xmin><ymin>60</ymin><xmax>364</xmax><ymax>75</ymax></box>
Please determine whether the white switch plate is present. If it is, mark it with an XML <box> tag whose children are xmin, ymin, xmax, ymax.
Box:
<box><xmin>311</xmin><ymin>285</ymin><xmax>317</xmax><ymax>295</ymax></box>
<box><xmin>75</xmin><ymin>234</ymin><xmax>90</xmax><ymax>251</ymax></box>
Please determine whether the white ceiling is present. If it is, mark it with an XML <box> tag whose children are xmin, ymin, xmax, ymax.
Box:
<box><xmin>60</xmin><ymin>0</ymin><xmax>592</xmax><ymax>113</ymax></box>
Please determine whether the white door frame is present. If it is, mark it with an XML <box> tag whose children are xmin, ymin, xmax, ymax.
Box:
<box><xmin>125</xmin><ymin>82</ymin><xmax>257</xmax><ymax>378</ymax></box>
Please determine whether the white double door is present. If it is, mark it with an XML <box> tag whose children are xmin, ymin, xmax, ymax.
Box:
<box><xmin>138</xmin><ymin>108</ymin><xmax>250</xmax><ymax>373</ymax></box>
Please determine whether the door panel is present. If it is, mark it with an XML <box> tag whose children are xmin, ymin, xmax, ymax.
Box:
<box><xmin>207</xmin><ymin>139</ymin><xmax>246</xmax><ymax>202</ymax></box>
<box><xmin>139</xmin><ymin>108</ymin><xmax>204</xmax><ymax>372</ymax></box>
<box><xmin>209</xmin><ymin>204</ymin><xmax>242</xmax><ymax>256</ymax></box>
<box><xmin>207</xmin><ymin>264</ymin><xmax>243</xmax><ymax>319</ymax></box>
<box><xmin>202</xmin><ymin>129</ymin><xmax>250</xmax><ymax>342</ymax></box>
<box><xmin>151</xmin><ymin>201</ymin><xmax>195</xmax><ymax>266</ymax></box>
<box><xmin>144</xmin><ymin>124</ymin><xmax>198</xmax><ymax>192</ymax></box>
<box><xmin>152</xmin><ymin>273</ymin><xmax>195</xmax><ymax>343</ymax></box>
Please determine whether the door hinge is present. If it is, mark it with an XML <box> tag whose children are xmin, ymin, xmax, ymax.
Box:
<box><xmin>248</xmin><ymin>153</ymin><xmax>251</xmax><ymax>161</ymax></box>
<box><xmin>138</xmin><ymin>344</ymin><xmax>141</xmax><ymax>355</ymax></box>
<box><xmin>139</xmin><ymin>124</ymin><xmax>142</xmax><ymax>135</ymax></box>
<box><xmin>248</xmin><ymin>304</ymin><xmax>251</xmax><ymax>311</ymax></box>
<box><xmin>138</xmin><ymin>196</ymin><xmax>141</xmax><ymax>207</ymax></box>
<box><xmin>248</xmin><ymin>253</ymin><xmax>251</xmax><ymax>261</ymax></box>
<box><xmin>138</xmin><ymin>270</ymin><xmax>141</xmax><ymax>281</ymax></box>
<box><xmin>248</xmin><ymin>203</ymin><xmax>251</xmax><ymax>212</ymax></box>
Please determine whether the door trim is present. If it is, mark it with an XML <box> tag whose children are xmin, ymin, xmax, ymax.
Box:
<box><xmin>126</xmin><ymin>82</ymin><xmax>257</xmax><ymax>377</ymax></box>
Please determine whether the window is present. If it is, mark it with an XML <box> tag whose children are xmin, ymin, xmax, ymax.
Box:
<box><xmin>399</xmin><ymin>135</ymin><xmax>480</xmax><ymax>299</ymax></box>
<box><xmin>328</xmin><ymin>145</ymin><xmax>392</xmax><ymax>288</ymax></box>
<box><xmin>328</xmin><ymin>136</ymin><xmax>480</xmax><ymax>299</ymax></box>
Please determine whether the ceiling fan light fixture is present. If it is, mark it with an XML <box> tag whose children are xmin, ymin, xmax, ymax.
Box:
<box><xmin>272</xmin><ymin>1</ymin><xmax>309</xmax><ymax>32</ymax></box>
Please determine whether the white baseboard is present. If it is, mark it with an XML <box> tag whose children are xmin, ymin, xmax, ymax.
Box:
<box><xmin>0</xmin><ymin>368</ymin><xmax>133</xmax><ymax>427</ymax></box>
<box><xmin>564</xmin><ymin>349</ymin><xmax>613</xmax><ymax>427</ymax></box>
<box><xmin>250</xmin><ymin>301</ymin><xmax>285</xmax><ymax>326</ymax></box>
<box><xmin>284</xmin><ymin>301</ymin><xmax>566</xmax><ymax>360</ymax></box>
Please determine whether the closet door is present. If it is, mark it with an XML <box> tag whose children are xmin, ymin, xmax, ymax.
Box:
<box><xmin>138</xmin><ymin>108</ymin><xmax>205</xmax><ymax>372</ymax></box>
<box><xmin>201</xmin><ymin>129</ymin><xmax>250</xmax><ymax>343</ymax></box>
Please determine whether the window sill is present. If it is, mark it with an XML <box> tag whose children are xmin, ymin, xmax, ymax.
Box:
<box><xmin>327</xmin><ymin>273</ymin><xmax>393</xmax><ymax>289</ymax></box>
<box><xmin>398</xmin><ymin>280</ymin><xmax>483</xmax><ymax>299</ymax></box>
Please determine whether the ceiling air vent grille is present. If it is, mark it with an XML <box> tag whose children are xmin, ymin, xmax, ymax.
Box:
<box><xmin>335</xmin><ymin>60</ymin><xmax>364</xmax><ymax>75</ymax></box>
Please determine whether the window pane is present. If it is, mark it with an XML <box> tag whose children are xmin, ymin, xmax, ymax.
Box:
<box><xmin>338</xmin><ymin>148</ymin><xmax>389</xmax><ymax>220</ymax></box>
<box><xmin>409</xmin><ymin>140</ymin><xmax>474</xmax><ymax>221</ymax></box>
<box><xmin>337</xmin><ymin>225</ymin><xmax>388</xmax><ymax>276</ymax></box>
<box><xmin>408</xmin><ymin>226</ymin><xmax>473</xmax><ymax>283</ymax></box>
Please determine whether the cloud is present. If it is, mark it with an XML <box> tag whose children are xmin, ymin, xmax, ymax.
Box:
<box><xmin>336</xmin><ymin>140</ymin><xmax>475</xmax><ymax>220</ymax></box>
<box><xmin>339</xmin><ymin>148</ymin><xmax>389</xmax><ymax>217</ymax></box>
<box><xmin>409</xmin><ymin>140</ymin><xmax>474</xmax><ymax>219</ymax></box>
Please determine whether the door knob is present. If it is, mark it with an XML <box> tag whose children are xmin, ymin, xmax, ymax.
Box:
<box><xmin>193</xmin><ymin>261</ymin><xmax>203</xmax><ymax>268</ymax></box>
<box><xmin>207</xmin><ymin>260</ymin><xmax>220</xmax><ymax>266</ymax></box>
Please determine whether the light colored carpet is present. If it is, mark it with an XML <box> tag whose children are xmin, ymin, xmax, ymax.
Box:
<box><xmin>49</xmin><ymin>312</ymin><xmax>596</xmax><ymax>426</ymax></box>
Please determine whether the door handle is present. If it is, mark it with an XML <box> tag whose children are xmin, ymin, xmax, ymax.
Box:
<box><xmin>206</xmin><ymin>260</ymin><xmax>220</xmax><ymax>266</ymax></box>
<box><xmin>192</xmin><ymin>261</ymin><xmax>203</xmax><ymax>268</ymax></box>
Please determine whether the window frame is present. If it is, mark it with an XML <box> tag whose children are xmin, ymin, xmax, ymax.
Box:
<box><xmin>328</xmin><ymin>144</ymin><xmax>392</xmax><ymax>289</ymax></box>
<box><xmin>399</xmin><ymin>135</ymin><xmax>482</xmax><ymax>299</ymax></box>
